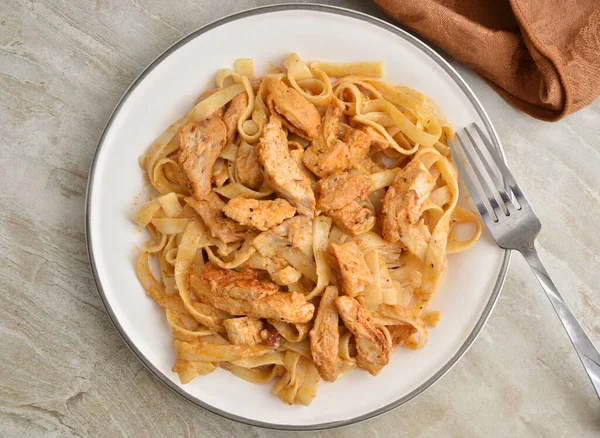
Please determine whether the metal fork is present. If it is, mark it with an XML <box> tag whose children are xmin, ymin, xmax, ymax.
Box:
<box><xmin>450</xmin><ymin>122</ymin><xmax>600</xmax><ymax>401</ymax></box>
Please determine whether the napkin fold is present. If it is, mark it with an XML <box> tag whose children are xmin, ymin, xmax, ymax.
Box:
<box><xmin>374</xmin><ymin>0</ymin><xmax>600</xmax><ymax>121</ymax></box>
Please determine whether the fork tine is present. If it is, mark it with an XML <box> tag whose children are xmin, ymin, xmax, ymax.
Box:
<box><xmin>472</xmin><ymin>123</ymin><xmax>527</xmax><ymax>206</ymax></box>
<box><xmin>450</xmin><ymin>137</ymin><xmax>497</xmax><ymax>230</ymax></box>
<box><xmin>456</xmin><ymin>132</ymin><xmax>505</xmax><ymax>220</ymax></box>
<box><xmin>464</xmin><ymin>127</ymin><xmax>518</xmax><ymax>215</ymax></box>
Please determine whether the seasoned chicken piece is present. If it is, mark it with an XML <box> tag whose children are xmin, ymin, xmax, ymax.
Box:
<box><xmin>223</xmin><ymin>317</ymin><xmax>263</xmax><ymax>346</ymax></box>
<box><xmin>252</xmin><ymin>222</ymin><xmax>290</xmax><ymax>258</ymax></box>
<box><xmin>192</xmin><ymin>264</ymin><xmax>314</xmax><ymax>323</ymax></box>
<box><xmin>323</xmin><ymin>96</ymin><xmax>345</xmax><ymax>139</ymax></box>
<box><xmin>381</xmin><ymin>160</ymin><xmax>436</xmax><ymax>243</ymax></box>
<box><xmin>328</xmin><ymin>202</ymin><xmax>376</xmax><ymax>236</ymax></box>
<box><xmin>288</xmin><ymin>147</ymin><xmax>317</xmax><ymax>186</ymax></box>
<box><xmin>257</xmin><ymin>115</ymin><xmax>315</xmax><ymax>216</ymax></box>
<box><xmin>252</xmin><ymin>216</ymin><xmax>311</xmax><ymax>258</ymax></box>
<box><xmin>188</xmin><ymin>192</ymin><xmax>247</xmax><ymax>243</ymax></box>
<box><xmin>288</xmin><ymin>147</ymin><xmax>306</xmax><ymax>170</ymax></box>
<box><xmin>223</xmin><ymin>198</ymin><xmax>296</xmax><ymax>231</ymax></box>
<box><xmin>198</xmin><ymin>263</ymin><xmax>279</xmax><ymax>298</ymax></box>
<box><xmin>193</xmin><ymin>263</ymin><xmax>277</xmax><ymax>307</ymax></box>
<box><xmin>303</xmin><ymin>149</ymin><xmax>342</xmax><ymax>179</ymax></box>
<box><xmin>222</xmin><ymin>92</ymin><xmax>248</xmax><ymax>144</ymax></box>
<box><xmin>235</xmin><ymin>141</ymin><xmax>263</xmax><ymax>190</ymax></box>
<box><xmin>335</xmin><ymin>296</ymin><xmax>390</xmax><ymax>376</ymax></box>
<box><xmin>303</xmin><ymin>97</ymin><xmax>372</xmax><ymax>178</ymax></box>
<box><xmin>326</xmin><ymin>241</ymin><xmax>372</xmax><ymax>298</ymax></box>
<box><xmin>303</xmin><ymin>139</ymin><xmax>349</xmax><ymax>178</ymax></box>
<box><xmin>249</xmin><ymin>216</ymin><xmax>312</xmax><ymax>285</ymax></box>
<box><xmin>263</xmin><ymin>76</ymin><xmax>320</xmax><ymax>140</ymax></box>
<box><xmin>309</xmin><ymin>286</ymin><xmax>340</xmax><ymax>382</ymax></box>
<box><xmin>211</xmin><ymin>157</ymin><xmax>228</xmax><ymax>187</ymax></box>
<box><xmin>315</xmin><ymin>172</ymin><xmax>371</xmax><ymax>212</ymax></box>
<box><xmin>315</xmin><ymin>172</ymin><xmax>375</xmax><ymax>235</ymax></box>
<box><xmin>287</xmin><ymin>215</ymin><xmax>313</xmax><ymax>257</ymax></box>
<box><xmin>303</xmin><ymin>98</ymin><xmax>350</xmax><ymax>177</ymax></box>
<box><xmin>344</xmin><ymin>128</ymin><xmax>370</xmax><ymax>165</ymax></box>
<box><xmin>254</xmin><ymin>293</ymin><xmax>314</xmax><ymax>324</ymax></box>
<box><xmin>179</xmin><ymin>119</ymin><xmax>227</xmax><ymax>200</ymax></box>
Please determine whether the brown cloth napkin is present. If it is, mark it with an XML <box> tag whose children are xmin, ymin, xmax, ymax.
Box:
<box><xmin>374</xmin><ymin>0</ymin><xmax>600</xmax><ymax>121</ymax></box>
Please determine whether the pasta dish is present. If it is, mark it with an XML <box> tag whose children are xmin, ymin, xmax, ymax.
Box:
<box><xmin>133</xmin><ymin>54</ymin><xmax>481</xmax><ymax>405</ymax></box>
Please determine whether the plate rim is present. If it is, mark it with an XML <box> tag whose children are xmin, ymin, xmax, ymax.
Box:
<box><xmin>85</xmin><ymin>3</ymin><xmax>511</xmax><ymax>431</ymax></box>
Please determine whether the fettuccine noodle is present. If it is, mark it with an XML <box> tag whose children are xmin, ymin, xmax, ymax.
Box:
<box><xmin>134</xmin><ymin>54</ymin><xmax>481</xmax><ymax>405</ymax></box>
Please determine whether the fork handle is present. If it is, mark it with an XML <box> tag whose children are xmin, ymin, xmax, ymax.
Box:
<box><xmin>521</xmin><ymin>247</ymin><xmax>600</xmax><ymax>400</ymax></box>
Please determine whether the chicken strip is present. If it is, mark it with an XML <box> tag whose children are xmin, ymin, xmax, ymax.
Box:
<box><xmin>328</xmin><ymin>202</ymin><xmax>376</xmax><ymax>236</ymax></box>
<box><xmin>257</xmin><ymin>115</ymin><xmax>316</xmax><ymax>216</ymax></box>
<box><xmin>211</xmin><ymin>157</ymin><xmax>228</xmax><ymax>187</ymax></box>
<box><xmin>335</xmin><ymin>296</ymin><xmax>390</xmax><ymax>376</ymax></box>
<box><xmin>187</xmin><ymin>192</ymin><xmax>247</xmax><ymax>243</ymax></box>
<box><xmin>303</xmin><ymin>138</ymin><xmax>350</xmax><ymax>178</ymax></box>
<box><xmin>287</xmin><ymin>215</ymin><xmax>313</xmax><ymax>257</ymax></box>
<box><xmin>195</xmin><ymin>262</ymin><xmax>277</xmax><ymax>300</ymax></box>
<box><xmin>178</xmin><ymin>119</ymin><xmax>227</xmax><ymax>200</ymax></box>
<box><xmin>252</xmin><ymin>216</ymin><xmax>311</xmax><ymax>258</ymax></box>
<box><xmin>303</xmin><ymin>97</ymin><xmax>349</xmax><ymax>177</ymax></box>
<box><xmin>248</xmin><ymin>216</ymin><xmax>312</xmax><ymax>284</ymax></box>
<box><xmin>223</xmin><ymin>317</ymin><xmax>263</xmax><ymax>346</ymax></box>
<box><xmin>303</xmin><ymin>97</ymin><xmax>371</xmax><ymax>178</ymax></box>
<box><xmin>223</xmin><ymin>198</ymin><xmax>296</xmax><ymax>231</ymax></box>
<box><xmin>326</xmin><ymin>241</ymin><xmax>372</xmax><ymax>298</ymax></box>
<box><xmin>288</xmin><ymin>147</ymin><xmax>304</xmax><ymax>168</ymax></box>
<box><xmin>344</xmin><ymin>128</ymin><xmax>370</xmax><ymax>165</ymax></box>
<box><xmin>255</xmin><ymin>293</ymin><xmax>314</xmax><ymax>323</ymax></box>
<box><xmin>222</xmin><ymin>92</ymin><xmax>248</xmax><ymax>144</ymax></box>
<box><xmin>309</xmin><ymin>286</ymin><xmax>340</xmax><ymax>382</ymax></box>
<box><xmin>263</xmin><ymin>76</ymin><xmax>320</xmax><ymax>140</ymax></box>
<box><xmin>315</xmin><ymin>172</ymin><xmax>375</xmax><ymax>235</ymax></box>
<box><xmin>192</xmin><ymin>264</ymin><xmax>315</xmax><ymax>323</ymax></box>
<box><xmin>381</xmin><ymin>159</ymin><xmax>436</xmax><ymax>243</ymax></box>
<box><xmin>315</xmin><ymin>172</ymin><xmax>371</xmax><ymax>212</ymax></box>
<box><xmin>235</xmin><ymin>141</ymin><xmax>263</xmax><ymax>190</ymax></box>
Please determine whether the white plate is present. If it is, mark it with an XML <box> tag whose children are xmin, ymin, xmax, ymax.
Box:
<box><xmin>86</xmin><ymin>4</ymin><xmax>509</xmax><ymax>430</ymax></box>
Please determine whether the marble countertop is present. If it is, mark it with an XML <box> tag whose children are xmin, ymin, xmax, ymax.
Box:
<box><xmin>2</xmin><ymin>0</ymin><xmax>599</xmax><ymax>436</ymax></box>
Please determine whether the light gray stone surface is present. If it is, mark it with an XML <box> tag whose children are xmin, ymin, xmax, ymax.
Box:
<box><xmin>1</xmin><ymin>0</ymin><xmax>599</xmax><ymax>436</ymax></box>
